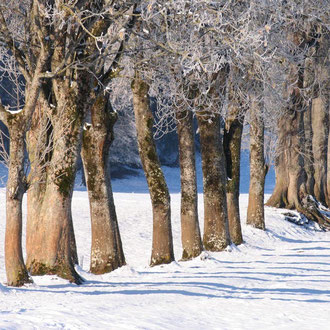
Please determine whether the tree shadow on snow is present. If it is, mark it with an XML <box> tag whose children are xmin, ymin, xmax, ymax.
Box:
<box><xmin>13</xmin><ymin>277</ymin><xmax>330</xmax><ymax>304</ymax></box>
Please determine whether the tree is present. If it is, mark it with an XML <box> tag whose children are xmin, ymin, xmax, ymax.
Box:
<box><xmin>176</xmin><ymin>109</ymin><xmax>203</xmax><ymax>259</ymax></box>
<box><xmin>26</xmin><ymin>0</ymin><xmax>135</xmax><ymax>280</ymax></box>
<box><xmin>79</xmin><ymin>4</ymin><xmax>137</xmax><ymax>274</ymax></box>
<box><xmin>196</xmin><ymin>71</ymin><xmax>231</xmax><ymax>251</ymax></box>
<box><xmin>81</xmin><ymin>93</ymin><xmax>126</xmax><ymax>273</ymax></box>
<box><xmin>310</xmin><ymin>26</ymin><xmax>329</xmax><ymax>207</ymax></box>
<box><xmin>132</xmin><ymin>71</ymin><xmax>174</xmax><ymax>266</ymax></box>
<box><xmin>24</xmin><ymin>0</ymin><xmax>97</xmax><ymax>283</ymax></box>
<box><xmin>223</xmin><ymin>68</ymin><xmax>246</xmax><ymax>243</ymax></box>
<box><xmin>138</xmin><ymin>0</ymin><xmax>262</xmax><ymax>250</ymax></box>
<box><xmin>246</xmin><ymin>95</ymin><xmax>267</xmax><ymax>230</ymax></box>
<box><xmin>0</xmin><ymin>0</ymin><xmax>50</xmax><ymax>286</ymax></box>
<box><xmin>266</xmin><ymin>6</ymin><xmax>330</xmax><ymax>229</ymax></box>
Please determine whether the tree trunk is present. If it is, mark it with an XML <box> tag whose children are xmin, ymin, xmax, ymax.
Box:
<box><xmin>311</xmin><ymin>26</ymin><xmax>329</xmax><ymax>207</ymax></box>
<box><xmin>311</xmin><ymin>97</ymin><xmax>328</xmax><ymax>205</ymax></box>
<box><xmin>81</xmin><ymin>94</ymin><xmax>125</xmax><ymax>274</ymax></box>
<box><xmin>266</xmin><ymin>52</ymin><xmax>330</xmax><ymax>230</ymax></box>
<box><xmin>26</xmin><ymin>107</ymin><xmax>48</xmax><ymax>271</ymax></box>
<box><xmin>0</xmin><ymin>25</ymin><xmax>49</xmax><ymax>285</ymax></box>
<box><xmin>176</xmin><ymin>110</ymin><xmax>202</xmax><ymax>260</ymax></box>
<box><xmin>279</xmin><ymin>110</ymin><xmax>306</xmax><ymax>209</ymax></box>
<box><xmin>268</xmin><ymin>28</ymin><xmax>329</xmax><ymax>213</ymax></box>
<box><xmin>246</xmin><ymin>99</ymin><xmax>266</xmax><ymax>230</ymax></box>
<box><xmin>26</xmin><ymin>93</ymin><xmax>78</xmax><ymax>272</ymax></box>
<box><xmin>266</xmin><ymin>112</ymin><xmax>291</xmax><ymax>208</ymax></box>
<box><xmin>303</xmin><ymin>52</ymin><xmax>315</xmax><ymax>196</ymax></box>
<box><xmin>267</xmin><ymin>108</ymin><xmax>330</xmax><ymax>229</ymax></box>
<box><xmin>27</xmin><ymin>86</ymin><xmax>83</xmax><ymax>284</ymax></box>
<box><xmin>327</xmin><ymin>131</ymin><xmax>330</xmax><ymax>207</ymax></box>
<box><xmin>197</xmin><ymin>113</ymin><xmax>230</xmax><ymax>251</ymax></box>
<box><xmin>5</xmin><ymin>130</ymin><xmax>32</xmax><ymax>286</ymax></box>
<box><xmin>303</xmin><ymin>103</ymin><xmax>315</xmax><ymax>195</ymax></box>
<box><xmin>132</xmin><ymin>76</ymin><xmax>174</xmax><ymax>266</ymax></box>
<box><xmin>267</xmin><ymin>34</ymin><xmax>307</xmax><ymax>210</ymax></box>
<box><xmin>223</xmin><ymin>115</ymin><xmax>244</xmax><ymax>244</ymax></box>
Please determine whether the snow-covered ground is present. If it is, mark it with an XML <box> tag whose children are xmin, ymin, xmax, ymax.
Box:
<box><xmin>0</xmin><ymin>166</ymin><xmax>329</xmax><ymax>329</ymax></box>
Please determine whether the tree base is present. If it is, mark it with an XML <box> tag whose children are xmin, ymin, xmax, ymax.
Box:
<box><xmin>246</xmin><ymin>220</ymin><xmax>265</xmax><ymax>231</ymax></box>
<box><xmin>28</xmin><ymin>260</ymin><xmax>84</xmax><ymax>284</ymax></box>
<box><xmin>203</xmin><ymin>237</ymin><xmax>229</xmax><ymax>252</ymax></box>
<box><xmin>90</xmin><ymin>257</ymin><xmax>126</xmax><ymax>275</ymax></box>
<box><xmin>271</xmin><ymin>194</ymin><xmax>330</xmax><ymax>231</ymax></box>
<box><xmin>181</xmin><ymin>248</ymin><xmax>202</xmax><ymax>261</ymax></box>
<box><xmin>297</xmin><ymin>195</ymin><xmax>330</xmax><ymax>231</ymax></box>
<box><xmin>6</xmin><ymin>271</ymin><xmax>33</xmax><ymax>287</ymax></box>
<box><xmin>150</xmin><ymin>254</ymin><xmax>174</xmax><ymax>267</ymax></box>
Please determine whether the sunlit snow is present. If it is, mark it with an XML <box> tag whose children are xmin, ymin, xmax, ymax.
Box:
<box><xmin>0</xmin><ymin>165</ymin><xmax>329</xmax><ymax>329</ymax></box>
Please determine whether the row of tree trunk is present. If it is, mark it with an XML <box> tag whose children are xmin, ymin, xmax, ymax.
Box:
<box><xmin>130</xmin><ymin>66</ymin><xmax>270</xmax><ymax>264</ymax></box>
<box><xmin>2</xmin><ymin>4</ymin><xmax>328</xmax><ymax>287</ymax></box>
<box><xmin>266</xmin><ymin>28</ymin><xmax>330</xmax><ymax>229</ymax></box>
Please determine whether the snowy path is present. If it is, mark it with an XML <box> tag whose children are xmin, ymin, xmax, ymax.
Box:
<box><xmin>0</xmin><ymin>191</ymin><xmax>329</xmax><ymax>329</ymax></box>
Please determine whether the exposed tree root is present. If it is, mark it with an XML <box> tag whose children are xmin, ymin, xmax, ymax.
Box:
<box><xmin>281</xmin><ymin>195</ymin><xmax>330</xmax><ymax>231</ymax></box>
<box><xmin>297</xmin><ymin>195</ymin><xmax>330</xmax><ymax>231</ymax></box>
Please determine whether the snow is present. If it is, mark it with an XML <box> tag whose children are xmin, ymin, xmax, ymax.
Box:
<box><xmin>0</xmin><ymin>166</ymin><xmax>330</xmax><ymax>329</ymax></box>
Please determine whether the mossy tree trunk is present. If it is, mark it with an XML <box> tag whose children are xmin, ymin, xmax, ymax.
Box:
<box><xmin>24</xmin><ymin>17</ymin><xmax>88</xmax><ymax>282</ymax></box>
<box><xmin>27</xmin><ymin>77</ymin><xmax>84</xmax><ymax>283</ymax></box>
<box><xmin>81</xmin><ymin>93</ymin><xmax>125</xmax><ymax>274</ymax></box>
<box><xmin>197</xmin><ymin>113</ymin><xmax>230</xmax><ymax>251</ymax></box>
<box><xmin>223</xmin><ymin>112</ymin><xmax>244</xmax><ymax>244</ymax></box>
<box><xmin>132</xmin><ymin>76</ymin><xmax>174</xmax><ymax>266</ymax></box>
<box><xmin>26</xmin><ymin>90</ymin><xmax>79</xmax><ymax>273</ymax></box>
<box><xmin>176</xmin><ymin>110</ymin><xmax>202</xmax><ymax>260</ymax></box>
<box><xmin>246</xmin><ymin>99</ymin><xmax>266</xmax><ymax>230</ymax></box>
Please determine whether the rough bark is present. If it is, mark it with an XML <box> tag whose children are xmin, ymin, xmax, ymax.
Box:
<box><xmin>265</xmin><ymin>119</ymin><xmax>290</xmax><ymax>209</ymax></box>
<box><xmin>132</xmin><ymin>76</ymin><xmax>174</xmax><ymax>266</ymax></box>
<box><xmin>5</xmin><ymin>129</ymin><xmax>32</xmax><ymax>286</ymax></box>
<box><xmin>311</xmin><ymin>97</ymin><xmax>328</xmax><ymax>205</ymax></box>
<box><xmin>266</xmin><ymin>34</ymin><xmax>330</xmax><ymax>230</ymax></box>
<box><xmin>197</xmin><ymin>113</ymin><xmax>230</xmax><ymax>251</ymax></box>
<box><xmin>302</xmin><ymin>99</ymin><xmax>315</xmax><ymax>195</ymax></box>
<box><xmin>267</xmin><ymin>31</ymin><xmax>307</xmax><ymax>209</ymax></box>
<box><xmin>246</xmin><ymin>100</ymin><xmax>266</xmax><ymax>230</ymax></box>
<box><xmin>26</xmin><ymin>90</ymin><xmax>79</xmax><ymax>271</ymax></box>
<box><xmin>224</xmin><ymin>113</ymin><xmax>244</xmax><ymax>244</ymax></box>
<box><xmin>302</xmin><ymin>49</ymin><xmax>316</xmax><ymax>196</ymax></box>
<box><xmin>81</xmin><ymin>94</ymin><xmax>125</xmax><ymax>274</ymax></box>
<box><xmin>266</xmin><ymin>109</ymin><xmax>305</xmax><ymax>209</ymax></box>
<box><xmin>327</xmin><ymin>132</ymin><xmax>330</xmax><ymax>207</ymax></box>
<box><xmin>26</xmin><ymin>83</ymin><xmax>83</xmax><ymax>284</ymax></box>
<box><xmin>267</xmin><ymin>29</ymin><xmax>329</xmax><ymax>213</ymax></box>
<box><xmin>26</xmin><ymin>105</ymin><xmax>48</xmax><ymax>270</ymax></box>
<box><xmin>176</xmin><ymin>110</ymin><xmax>202</xmax><ymax>260</ymax></box>
<box><xmin>311</xmin><ymin>27</ymin><xmax>329</xmax><ymax>207</ymax></box>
